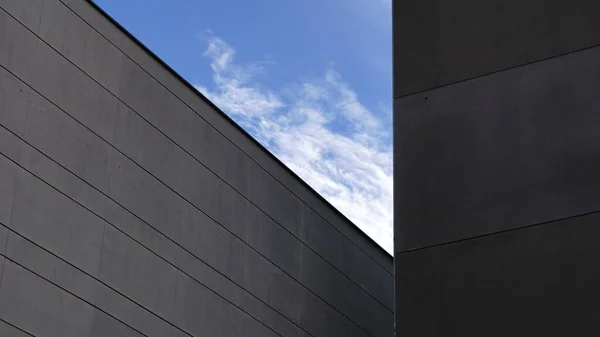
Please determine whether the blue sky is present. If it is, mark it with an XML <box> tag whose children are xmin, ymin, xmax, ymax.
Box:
<box><xmin>94</xmin><ymin>0</ymin><xmax>393</xmax><ymax>253</ymax></box>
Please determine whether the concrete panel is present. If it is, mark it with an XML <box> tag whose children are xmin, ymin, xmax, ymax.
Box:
<box><xmin>23</xmin><ymin>90</ymin><xmax>113</xmax><ymax>192</ymax></box>
<box><xmin>0</xmin><ymin>225</ymin><xmax>7</xmax><ymax>255</ymax></box>
<box><xmin>0</xmin><ymin>320</ymin><xmax>31</xmax><ymax>337</ymax></box>
<box><xmin>108</xmin><ymin>149</ymin><xmax>183</xmax><ymax>241</ymax></box>
<box><xmin>39</xmin><ymin>0</ymin><xmax>122</xmax><ymax>93</ymax></box>
<box><xmin>0</xmin><ymin>150</ymin><xmax>19</xmax><ymax>226</ymax></box>
<box><xmin>0</xmin><ymin>67</ymin><xmax>30</xmax><ymax>137</ymax></box>
<box><xmin>118</xmin><ymin>56</ymin><xmax>195</xmax><ymax>149</ymax></box>
<box><xmin>104</xmin><ymin>198</ymin><xmax>179</xmax><ymax>267</ymax></box>
<box><xmin>173</xmin><ymin>271</ymin><xmax>278</xmax><ymax>337</ymax></box>
<box><xmin>300</xmin><ymin>245</ymin><xmax>393</xmax><ymax>337</ymax></box>
<box><xmin>0</xmin><ymin>8</ymin><xmax>38</xmax><ymax>83</ymax></box>
<box><xmin>179</xmin><ymin>203</ymin><xmax>244</xmax><ymax>283</ymax></box>
<box><xmin>4</xmin><ymin>229</ymin><xmax>173</xmax><ymax>337</ymax></box>
<box><xmin>31</xmin><ymin>37</ymin><xmax>118</xmax><ymax>142</ymax></box>
<box><xmin>394</xmin><ymin>0</ymin><xmax>600</xmax><ymax>96</ymax></box>
<box><xmin>248</xmin><ymin>162</ymin><xmax>302</xmax><ymax>236</ymax></box>
<box><xmin>302</xmin><ymin>203</ymin><xmax>394</xmax><ymax>310</ymax></box>
<box><xmin>396</xmin><ymin>211</ymin><xmax>600</xmax><ymax>337</ymax></box>
<box><xmin>113</xmin><ymin>103</ymin><xmax>186</xmax><ymax>193</ymax></box>
<box><xmin>244</xmin><ymin>204</ymin><xmax>302</xmax><ymax>279</ymax></box>
<box><xmin>176</xmin><ymin>242</ymin><xmax>298</xmax><ymax>337</ymax></box>
<box><xmin>296</xmin><ymin>288</ymin><xmax>369</xmax><ymax>337</ymax></box>
<box><xmin>348</xmin><ymin>243</ymin><xmax>394</xmax><ymax>311</ymax></box>
<box><xmin>0</xmin><ymin>0</ymin><xmax>43</xmax><ymax>33</ymax></box>
<box><xmin>0</xmin><ymin>260</ymin><xmax>95</xmax><ymax>337</ymax></box>
<box><xmin>99</xmin><ymin>225</ymin><xmax>178</xmax><ymax>322</ymax></box>
<box><xmin>396</xmin><ymin>45</ymin><xmax>600</xmax><ymax>251</ymax></box>
<box><xmin>90</xmin><ymin>311</ymin><xmax>145</xmax><ymax>337</ymax></box>
<box><xmin>238</xmin><ymin>291</ymin><xmax>298</xmax><ymax>337</ymax></box>
<box><xmin>9</xmin><ymin>160</ymin><xmax>105</xmax><ymax>276</ymax></box>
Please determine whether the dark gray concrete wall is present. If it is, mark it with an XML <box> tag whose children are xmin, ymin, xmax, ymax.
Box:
<box><xmin>0</xmin><ymin>1</ymin><xmax>393</xmax><ymax>336</ymax></box>
<box><xmin>394</xmin><ymin>0</ymin><xmax>600</xmax><ymax>335</ymax></box>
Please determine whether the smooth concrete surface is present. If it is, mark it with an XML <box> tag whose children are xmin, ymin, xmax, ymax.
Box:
<box><xmin>394</xmin><ymin>0</ymin><xmax>600</xmax><ymax>97</ymax></box>
<box><xmin>395</xmin><ymin>45</ymin><xmax>600</xmax><ymax>251</ymax></box>
<box><xmin>394</xmin><ymin>0</ymin><xmax>600</xmax><ymax>335</ymax></box>
<box><xmin>0</xmin><ymin>1</ymin><xmax>393</xmax><ymax>336</ymax></box>
<box><xmin>396</xmin><ymin>211</ymin><xmax>600</xmax><ymax>337</ymax></box>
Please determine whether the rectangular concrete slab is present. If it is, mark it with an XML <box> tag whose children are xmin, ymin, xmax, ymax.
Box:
<box><xmin>0</xmin><ymin>151</ymin><xmax>20</xmax><ymax>226</ymax></box>
<box><xmin>113</xmin><ymin>102</ymin><xmax>187</xmax><ymax>193</ymax></box>
<box><xmin>99</xmin><ymin>225</ymin><xmax>178</xmax><ymax>322</ymax></box>
<box><xmin>90</xmin><ymin>310</ymin><xmax>145</xmax><ymax>337</ymax></box>
<box><xmin>0</xmin><ymin>260</ymin><xmax>96</xmax><ymax>337</ymax></box>
<box><xmin>396</xmin><ymin>211</ymin><xmax>600</xmax><ymax>337</ymax></box>
<box><xmin>394</xmin><ymin>0</ymin><xmax>600</xmax><ymax>96</ymax></box>
<box><xmin>179</xmin><ymin>203</ymin><xmax>245</xmax><ymax>283</ymax></box>
<box><xmin>39</xmin><ymin>0</ymin><xmax>123</xmax><ymax>93</ymax></box>
<box><xmin>173</xmin><ymin>270</ymin><xmax>278</xmax><ymax>337</ymax></box>
<box><xmin>9</xmin><ymin>159</ymin><xmax>105</xmax><ymax>276</ymax></box>
<box><xmin>5</xmin><ymin>229</ymin><xmax>173</xmax><ymax>337</ymax></box>
<box><xmin>31</xmin><ymin>37</ymin><xmax>119</xmax><ymax>142</ymax></box>
<box><xmin>396</xmin><ymin>45</ymin><xmax>600</xmax><ymax>251</ymax></box>
<box><xmin>0</xmin><ymin>8</ymin><xmax>38</xmax><ymax>83</ymax></box>
<box><xmin>0</xmin><ymin>319</ymin><xmax>31</xmax><ymax>337</ymax></box>
<box><xmin>0</xmin><ymin>0</ymin><xmax>43</xmax><ymax>33</ymax></box>
<box><xmin>23</xmin><ymin>90</ymin><xmax>113</xmax><ymax>192</ymax></box>
<box><xmin>0</xmin><ymin>67</ymin><xmax>30</xmax><ymax>137</ymax></box>
<box><xmin>108</xmin><ymin>149</ymin><xmax>184</xmax><ymax>241</ymax></box>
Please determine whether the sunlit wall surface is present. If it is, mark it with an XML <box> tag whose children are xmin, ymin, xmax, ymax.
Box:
<box><xmin>0</xmin><ymin>1</ymin><xmax>393</xmax><ymax>336</ymax></box>
<box><xmin>394</xmin><ymin>0</ymin><xmax>600</xmax><ymax>335</ymax></box>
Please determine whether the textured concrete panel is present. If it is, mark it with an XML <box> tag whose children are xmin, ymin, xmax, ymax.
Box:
<box><xmin>179</xmin><ymin>203</ymin><xmax>245</xmax><ymax>283</ymax></box>
<box><xmin>173</xmin><ymin>271</ymin><xmax>278</xmax><ymax>337</ymax></box>
<box><xmin>39</xmin><ymin>0</ymin><xmax>122</xmax><ymax>93</ymax></box>
<box><xmin>244</xmin><ymin>204</ymin><xmax>302</xmax><ymax>279</ymax></box>
<box><xmin>31</xmin><ymin>38</ymin><xmax>118</xmax><ymax>142</ymax></box>
<box><xmin>0</xmin><ymin>67</ymin><xmax>30</xmax><ymax>137</ymax></box>
<box><xmin>394</xmin><ymin>0</ymin><xmax>600</xmax><ymax>96</ymax></box>
<box><xmin>5</xmin><ymin>229</ymin><xmax>173</xmax><ymax>337</ymax></box>
<box><xmin>396</xmin><ymin>46</ymin><xmax>600</xmax><ymax>251</ymax></box>
<box><xmin>9</xmin><ymin>159</ymin><xmax>104</xmax><ymax>276</ymax></box>
<box><xmin>108</xmin><ymin>149</ymin><xmax>183</xmax><ymax>241</ymax></box>
<box><xmin>0</xmin><ymin>151</ymin><xmax>19</xmax><ymax>226</ymax></box>
<box><xmin>301</xmin><ymin>203</ymin><xmax>393</xmax><ymax>310</ymax></box>
<box><xmin>90</xmin><ymin>310</ymin><xmax>145</xmax><ymax>337</ymax></box>
<box><xmin>300</xmin><ymin>245</ymin><xmax>393</xmax><ymax>337</ymax></box>
<box><xmin>0</xmin><ymin>0</ymin><xmax>43</xmax><ymax>33</ymax></box>
<box><xmin>113</xmin><ymin>103</ymin><xmax>187</xmax><ymax>193</ymax></box>
<box><xmin>0</xmin><ymin>261</ymin><xmax>96</xmax><ymax>337</ymax></box>
<box><xmin>0</xmin><ymin>319</ymin><xmax>31</xmax><ymax>337</ymax></box>
<box><xmin>118</xmin><ymin>56</ymin><xmax>195</xmax><ymax>149</ymax></box>
<box><xmin>99</xmin><ymin>225</ymin><xmax>178</xmax><ymax>321</ymax></box>
<box><xmin>396</xmin><ymin>212</ymin><xmax>600</xmax><ymax>337</ymax></box>
<box><xmin>23</xmin><ymin>90</ymin><xmax>113</xmax><ymax>192</ymax></box>
<box><xmin>0</xmin><ymin>8</ymin><xmax>38</xmax><ymax>83</ymax></box>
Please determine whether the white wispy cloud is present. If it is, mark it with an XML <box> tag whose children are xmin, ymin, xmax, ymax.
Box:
<box><xmin>196</xmin><ymin>35</ymin><xmax>393</xmax><ymax>253</ymax></box>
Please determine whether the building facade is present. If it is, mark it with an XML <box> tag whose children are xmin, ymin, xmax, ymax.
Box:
<box><xmin>0</xmin><ymin>0</ymin><xmax>393</xmax><ymax>336</ymax></box>
<box><xmin>394</xmin><ymin>0</ymin><xmax>600</xmax><ymax>335</ymax></box>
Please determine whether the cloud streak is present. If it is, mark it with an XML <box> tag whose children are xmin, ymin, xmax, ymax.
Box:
<box><xmin>196</xmin><ymin>35</ymin><xmax>393</xmax><ymax>253</ymax></box>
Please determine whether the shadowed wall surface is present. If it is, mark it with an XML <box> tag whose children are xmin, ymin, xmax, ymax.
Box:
<box><xmin>0</xmin><ymin>1</ymin><xmax>393</xmax><ymax>336</ymax></box>
<box><xmin>394</xmin><ymin>0</ymin><xmax>600</xmax><ymax>335</ymax></box>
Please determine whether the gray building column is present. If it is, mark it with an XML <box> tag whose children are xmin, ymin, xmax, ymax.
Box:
<box><xmin>393</xmin><ymin>0</ymin><xmax>600</xmax><ymax>335</ymax></box>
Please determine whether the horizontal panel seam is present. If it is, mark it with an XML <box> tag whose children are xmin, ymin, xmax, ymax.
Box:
<box><xmin>0</xmin><ymin>318</ymin><xmax>35</xmax><ymax>337</ymax></box>
<box><xmin>394</xmin><ymin>41</ymin><xmax>600</xmax><ymax>99</ymax></box>
<box><xmin>396</xmin><ymin>208</ymin><xmax>600</xmax><ymax>255</ymax></box>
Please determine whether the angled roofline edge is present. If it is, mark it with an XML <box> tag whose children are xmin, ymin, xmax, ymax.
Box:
<box><xmin>85</xmin><ymin>0</ymin><xmax>393</xmax><ymax>260</ymax></box>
